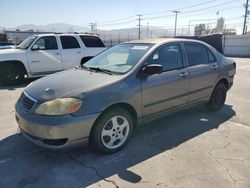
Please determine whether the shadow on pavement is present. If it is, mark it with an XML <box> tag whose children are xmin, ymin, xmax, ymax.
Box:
<box><xmin>0</xmin><ymin>78</ymin><xmax>39</xmax><ymax>90</ymax></box>
<box><xmin>0</xmin><ymin>104</ymin><xmax>235</xmax><ymax>187</ymax></box>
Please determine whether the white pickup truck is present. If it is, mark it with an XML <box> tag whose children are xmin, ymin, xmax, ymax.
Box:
<box><xmin>0</xmin><ymin>33</ymin><xmax>106</xmax><ymax>85</ymax></box>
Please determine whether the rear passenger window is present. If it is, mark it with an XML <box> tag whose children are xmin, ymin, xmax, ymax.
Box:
<box><xmin>60</xmin><ymin>36</ymin><xmax>80</xmax><ymax>49</ymax></box>
<box><xmin>80</xmin><ymin>36</ymin><xmax>105</xmax><ymax>47</ymax></box>
<box><xmin>185</xmin><ymin>43</ymin><xmax>209</xmax><ymax>66</ymax></box>
<box><xmin>207</xmin><ymin>49</ymin><xmax>216</xmax><ymax>62</ymax></box>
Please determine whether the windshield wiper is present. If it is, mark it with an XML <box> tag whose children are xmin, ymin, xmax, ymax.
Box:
<box><xmin>79</xmin><ymin>65</ymin><xmax>94</xmax><ymax>72</ymax></box>
<box><xmin>87</xmin><ymin>67</ymin><xmax>113</xmax><ymax>75</ymax></box>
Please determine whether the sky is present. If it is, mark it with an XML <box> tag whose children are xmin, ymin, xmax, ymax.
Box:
<box><xmin>0</xmin><ymin>0</ymin><xmax>247</xmax><ymax>33</ymax></box>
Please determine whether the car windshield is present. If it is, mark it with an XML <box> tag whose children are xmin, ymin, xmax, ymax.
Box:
<box><xmin>84</xmin><ymin>43</ymin><xmax>154</xmax><ymax>74</ymax></box>
<box><xmin>17</xmin><ymin>36</ymin><xmax>37</xmax><ymax>49</ymax></box>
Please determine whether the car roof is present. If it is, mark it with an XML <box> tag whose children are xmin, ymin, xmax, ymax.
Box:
<box><xmin>124</xmin><ymin>38</ymin><xmax>208</xmax><ymax>46</ymax></box>
<box><xmin>33</xmin><ymin>33</ymin><xmax>99</xmax><ymax>37</ymax></box>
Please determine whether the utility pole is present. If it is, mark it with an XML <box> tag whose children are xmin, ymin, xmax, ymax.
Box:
<box><xmin>118</xmin><ymin>33</ymin><xmax>121</xmax><ymax>43</ymax></box>
<box><xmin>188</xmin><ymin>20</ymin><xmax>191</xmax><ymax>36</ymax></box>
<box><xmin>137</xmin><ymin>14</ymin><xmax>143</xmax><ymax>39</ymax></box>
<box><xmin>147</xmin><ymin>22</ymin><xmax>149</xmax><ymax>38</ymax></box>
<box><xmin>89</xmin><ymin>23</ymin><xmax>95</xmax><ymax>34</ymax></box>
<box><xmin>95</xmin><ymin>22</ymin><xmax>98</xmax><ymax>35</ymax></box>
<box><xmin>173</xmin><ymin>10</ymin><xmax>180</xmax><ymax>37</ymax></box>
<box><xmin>243</xmin><ymin>0</ymin><xmax>249</xmax><ymax>35</ymax></box>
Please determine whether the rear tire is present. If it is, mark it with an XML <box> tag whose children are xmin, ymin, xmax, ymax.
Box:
<box><xmin>206</xmin><ymin>83</ymin><xmax>227</xmax><ymax>111</ymax></box>
<box><xmin>90</xmin><ymin>108</ymin><xmax>134</xmax><ymax>154</ymax></box>
<box><xmin>0</xmin><ymin>63</ymin><xmax>25</xmax><ymax>86</ymax></box>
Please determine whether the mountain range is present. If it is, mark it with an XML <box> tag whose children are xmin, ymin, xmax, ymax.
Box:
<box><xmin>5</xmin><ymin>23</ymin><xmax>176</xmax><ymax>40</ymax></box>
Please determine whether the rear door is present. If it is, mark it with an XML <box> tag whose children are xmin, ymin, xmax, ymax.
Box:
<box><xmin>59</xmin><ymin>36</ymin><xmax>83</xmax><ymax>69</ymax></box>
<box><xmin>184</xmin><ymin>42</ymin><xmax>219</xmax><ymax>102</ymax></box>
<box><xmin>29</xmin><ymin>36</ymin><xmax>62</xmax><ymax>74</ymax></box>
<box><xmin>141</xmin><ymin>43</ymin><xmax>189</xmax><ymax>117</ymax></box>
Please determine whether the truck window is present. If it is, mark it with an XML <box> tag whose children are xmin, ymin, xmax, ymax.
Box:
<box><xmin>34</xmin><ymin>36</ymin><xmax>58</xmax><ymax>50</ymax></box>
<box><xmin>60</xmin><ymin>36</ymin><xmax>80</xmax><ymax>49</ymax></box>
<box><xmin>80</xmin><ymin>36</ymin><xmax>105</xmax><ymax>47</ymax></box>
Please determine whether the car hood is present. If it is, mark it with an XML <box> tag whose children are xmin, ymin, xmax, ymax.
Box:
<box><xmin>25</xmin><ymin>68</ymin><xmax>122</xmax><ymax>101</ymax></box>
<box><xmin>0</xmin><ymin>48</ymin><xmax>25</xmax><ymax>55</ymax></box>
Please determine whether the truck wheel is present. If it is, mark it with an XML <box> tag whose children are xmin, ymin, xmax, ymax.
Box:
<box><xmin>90</xmin><ymin>108</ymin><xmax>134</xmax><ymax>154</ymax></box>
<box><xmin>0</xmin><ymin>63</ymin><xmax>25</xmax><ymax>86</ymax></box>
<box><xmin>206</xmin><ymin>83</ymin><xmax>227</xmax><ymax>111</ymax></box>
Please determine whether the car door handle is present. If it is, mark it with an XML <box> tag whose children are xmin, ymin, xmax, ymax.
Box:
<box><xmin>55</xmin><ymin>52</ymin><xmax>61</xmax><ymax>55</ymax></box>
<box><xmin>179</xmin><ymin>72</ymin><xmax>189</xmax><ymax>78</ymax></box>
<box><xmin>76</xmin><ymin>51</ymin><xmax>81</xmax><ymax>54</ymax></box>
<box><xmin>211</xmin><ymin>65</ymin><xmax>218</xmax><ymax>70</ymax></box>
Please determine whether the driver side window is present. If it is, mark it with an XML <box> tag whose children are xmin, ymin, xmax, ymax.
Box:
<box><xmin>150</xmin><ymin>44</ymin><xmax>183</xmax><ymax>71</ymax></box>
<box><xmin>34</xmin><ymin>36</ymin><xmax>58</xmax><ymax>50</ymax></box>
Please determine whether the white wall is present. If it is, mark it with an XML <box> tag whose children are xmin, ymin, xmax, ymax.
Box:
<box><xmin>223</xmin><ymin>35</ymin><xmax>250</xmax><ymax>57</ymax></box>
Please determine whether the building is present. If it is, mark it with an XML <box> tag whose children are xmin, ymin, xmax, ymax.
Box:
<box><xmin>194</xmin><ymin>24</ymin><xmax>208</xmax><ymax>36</ymax></box>
<box><xmin>216</xmin><ymin>17</ymin><xmax>225</xmax><ymax>33</ymax></box>
<box><xmin>0</xmin><ymin>33</ymin><xmax>7</xmax><ymax>42</ymax></box>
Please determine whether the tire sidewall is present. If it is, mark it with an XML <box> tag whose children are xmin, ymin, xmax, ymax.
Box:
<box><xmin>91</xmin><ymin>108</ymin><xmax>134</xmax><ymax>154</ymax></box>
<box><xmin>0</xmin><ymin>63</ymin><xmax>25</xmax><ymax>86</ymax></box>
<box><xmin>209</xmin><ymin>83</ymin><xmax>227</xmax><ymax>111</ymax></box>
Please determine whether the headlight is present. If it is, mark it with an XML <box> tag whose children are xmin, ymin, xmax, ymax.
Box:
<box><xmin>35</xmin><ymin>98</ymin><xmax>82</xmax><ymax>115</ymax></box>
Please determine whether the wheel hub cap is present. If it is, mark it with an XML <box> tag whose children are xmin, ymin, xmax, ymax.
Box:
<box><xmin>101</xmin><ymin>116</ymin><xmax>129</xmax><ymax>149</ymax></box>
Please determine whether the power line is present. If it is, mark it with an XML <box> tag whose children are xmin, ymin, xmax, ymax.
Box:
<box><xmin>95</xmin><ymin>0</ymin><xmax>243</xmax><ymax>30</ymax></box>
<box><xmin>96</xmin><ymin>0</ymin><xmax>241</xmax><ymax>26</ymax></box>
<box><xmin>181</xmin><ymin>0</ymin><xmax>241</xmax><ymax>15</ymax></box>
<box><xmin>143</xmin><ymin>0</ymin><xmax>219</xmax><ymax>15</ymax></box>
<box><xmin>98</xmin><ymin>19</ymin><xmax>136</xmax><ymax>26</ymax></box>
<box><xmin>144</xmin><ymin>0</ymin><xmax>241</xmax><ymax>20</ymax></box>
<box><xmin>98</xmin><ymin>15</ymin><xmax>137</xmax><ymax>24</ymax></box>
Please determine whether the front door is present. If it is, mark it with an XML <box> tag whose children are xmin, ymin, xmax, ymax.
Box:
<box><xmin>141</xmin><ymin>43</ymin><xmax>189</xmax><ymax>117</ymax></box>
<box><xmin>29</xmin><ymin>36</ymin><xmax>62</xmax><ymax>74</ymax></box>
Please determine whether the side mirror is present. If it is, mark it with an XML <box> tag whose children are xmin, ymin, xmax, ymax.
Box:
<box><xmin>32</xmin><ymin>44</ymin><xmax>39</xmax><ymax>50</ymax></box>
<box><xmin>142</xmin><ymin>64</ymin><xmax>163</xmax><ymax>76</ymax></box>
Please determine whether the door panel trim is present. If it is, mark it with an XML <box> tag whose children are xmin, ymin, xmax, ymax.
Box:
<box><xmin>144</xmin><ymin>85</ymin><xmax>213</xmax><ymax>108</ymax></box>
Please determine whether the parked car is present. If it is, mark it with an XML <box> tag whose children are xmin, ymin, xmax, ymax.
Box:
<box><xmin>0</xmin><ymin>33</ymin><xmax>106</xmax><ymax>85</ymax></box>
<box><xmin>15</xmin><ymin>38</ymin><xmax>236</xmax><ymax>153</ymax></box>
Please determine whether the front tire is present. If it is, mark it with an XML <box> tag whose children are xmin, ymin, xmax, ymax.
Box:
<box><xmin>206</xmin><ymin>83</ymin><xmax>227</xmax><ymax>111</ymax></box>
<box><xmin>0</xmin><ymin>63</ymin><xmax>25</xmax><ymax>86</ymax></box>
<box><xmin>90</xmin><ymin>108</ymin><xmax>134</xmax><ymax>154</ymax></box>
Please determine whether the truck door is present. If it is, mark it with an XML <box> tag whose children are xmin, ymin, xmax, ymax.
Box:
<box><xmin>59</xmin><ymin>36</ymin><xmax>83</xmax><ymax>69</ymax></box>
<box><xmin>29</xmin><ymin>36</ymin><xmax>62</xmax><ymax>74</ymax></box>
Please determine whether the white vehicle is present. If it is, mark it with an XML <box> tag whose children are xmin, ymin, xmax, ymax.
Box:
<box><xmin>0</xmin><ymin>33</ymin><xmax>106</xmax><ymax>85</ymax></box>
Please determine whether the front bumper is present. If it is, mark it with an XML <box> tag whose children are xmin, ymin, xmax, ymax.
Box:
<box><xmin>15</xmin><ymin>103</ymin><xmax>100</xmax><ymax>149</ymax></box>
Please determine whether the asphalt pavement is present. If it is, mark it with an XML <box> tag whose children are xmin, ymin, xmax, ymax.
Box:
<box><xmin>0</xmin><ymin>58</ymin><xmax>250</xmax><ymax>188</ymax></box>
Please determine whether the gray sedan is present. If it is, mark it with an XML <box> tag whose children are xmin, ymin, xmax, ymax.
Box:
<box><xmin>15</xmin><ymin>38</ymin><xmax>236</xmax><ymax>153</ymax></box>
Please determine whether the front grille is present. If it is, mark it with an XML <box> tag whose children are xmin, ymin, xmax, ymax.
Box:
<box><xmin>20</xmin><ymin>91</ymin><xmax>36</xmax><ymax>111</ymax></box>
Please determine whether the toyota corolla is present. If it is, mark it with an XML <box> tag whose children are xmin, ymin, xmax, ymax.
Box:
<box><xmin>15</xmin><ymin>38</ymin><xmax>236</xmax><ymax>153</ymax></box>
